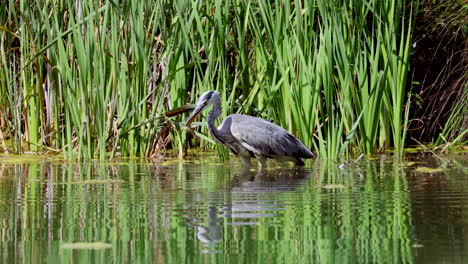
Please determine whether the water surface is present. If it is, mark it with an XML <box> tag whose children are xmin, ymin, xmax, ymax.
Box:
<box><xmin>0</xmin><ymin>153</ymin><xmax>466</xmax><ymax>263</ymax></box>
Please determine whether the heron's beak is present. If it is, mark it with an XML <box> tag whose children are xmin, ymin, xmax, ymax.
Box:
<box><xmin>184</xmin><ymin>101</ymin><xmax>207</xmax><ymax>127</ymax></box>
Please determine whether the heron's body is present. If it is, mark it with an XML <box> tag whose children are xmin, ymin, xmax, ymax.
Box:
<box><xmin>186</xmin><ymin>91</ymin><xmax>314</xmax><ymax>166</ymax></box>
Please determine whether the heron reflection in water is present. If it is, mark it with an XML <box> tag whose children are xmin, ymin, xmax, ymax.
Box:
<box><xmin>185</xmin><ymin>91</ymin><xmax>314</xmax><ymax>167</ymax></box>
<box><xmin>185</xmin><ymin>167</ymin><xmax>312</xmax><ymax>253</ymax></box>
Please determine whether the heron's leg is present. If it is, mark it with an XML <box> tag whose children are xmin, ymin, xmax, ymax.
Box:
<box><xmin>237</xmin><ymin>149</ymin><xmax>252</xmax><ymax>167</ymax></box>
<box><xmin>254</xmin><ymin>154</ymin><xmax>267</xmax><ymax>167</ymax></box>
<box><xmin>239</xmin><ymin>155</ymin><xmax>251</xmax><ymax>167</ymax></box>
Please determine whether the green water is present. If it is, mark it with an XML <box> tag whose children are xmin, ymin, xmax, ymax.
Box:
<box><xmin>0</xmin><ymin>154</ymin><xmax>466</xmax><ymax>263</ymax></box>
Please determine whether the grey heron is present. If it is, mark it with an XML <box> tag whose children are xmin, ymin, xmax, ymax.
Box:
<box><xmin>185</xmin><ymin>91</ymin><xmax>314</xmax><ymax>166</ymax></box>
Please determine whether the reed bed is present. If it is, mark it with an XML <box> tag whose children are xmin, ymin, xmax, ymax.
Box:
<box><xmin>0</xmin><ymin>0</ymin><xmax>416</xmax><ymax>159</ymax></box>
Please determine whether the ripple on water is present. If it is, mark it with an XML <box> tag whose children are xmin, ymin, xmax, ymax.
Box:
<box><xmin>0</xmin><ymin>155</ymin><xmax>467</xmax><ymax>263</ymax></box>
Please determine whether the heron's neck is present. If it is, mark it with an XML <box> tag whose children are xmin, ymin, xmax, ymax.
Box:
<box><xmin>207</xmin><ymin>98</ymin><xmax>223</xmax><ymax>142</ymax></box>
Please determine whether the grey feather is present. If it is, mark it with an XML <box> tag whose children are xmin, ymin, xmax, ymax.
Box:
<box><xmin>227</xmin><ymin>114</ymin><xmax>313</xmax><ymax>158</ymax></box>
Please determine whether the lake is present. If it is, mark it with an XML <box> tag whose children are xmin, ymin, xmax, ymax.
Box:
<box><xmin>0</xmin><ymin>153</ymin><xmax>466</xmax><ymax>263</ymax></box>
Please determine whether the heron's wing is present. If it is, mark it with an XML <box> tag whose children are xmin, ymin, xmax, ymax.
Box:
<box><xmin>227</xmin><ymin>115</ymin><xmax>313</xmax><ymax>158</ymax></box>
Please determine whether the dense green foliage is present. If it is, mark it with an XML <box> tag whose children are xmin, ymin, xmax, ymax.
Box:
<box><xmin>0</xmin><ymin>0</ymin><xmax>421</xmax><ymax>159</ymax></box>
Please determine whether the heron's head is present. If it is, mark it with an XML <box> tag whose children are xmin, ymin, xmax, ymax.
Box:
<box><xmin>185</xmin><ymin>91</ymin><xmax>219</xmax><ymax>127</ymax></box>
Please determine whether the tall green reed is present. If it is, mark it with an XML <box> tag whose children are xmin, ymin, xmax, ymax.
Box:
<box><xmin>221</xmin><ymin>0</ymin><xmax>414</xmax><ymax>158</ymax></box>
<box><xmin>436</xmin><ymin>87</ymin><xmax>468</xmax><ymax>149</ymax></box>
<box><xmin>0</xmin><ymin>0</ymin><xmax>415</xmax><ymax>160</ymax></box>
<box><xmin>1</xmin><ymin>0</ymin><xmax>175</xmax><ymax>159</ymax></box>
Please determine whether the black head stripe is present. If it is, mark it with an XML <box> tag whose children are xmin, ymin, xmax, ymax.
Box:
<box><xmin>204</xmin><ymin>91</ymin><xmax>214</xmax><ymax>100</ymax></box>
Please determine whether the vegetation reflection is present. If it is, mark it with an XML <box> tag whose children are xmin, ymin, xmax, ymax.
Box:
<box><xmin>0</xmin><ymin>158</ymin><xmax>419</xmax><ymax>263</ymax></box>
